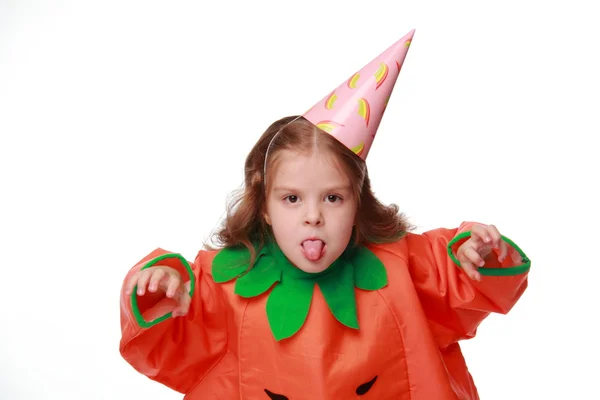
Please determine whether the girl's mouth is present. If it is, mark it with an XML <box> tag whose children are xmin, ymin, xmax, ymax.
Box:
<box><xmin>301</xmin><ymin>239</ymin><xmax>326</xmax><ymax>262</ymax></box>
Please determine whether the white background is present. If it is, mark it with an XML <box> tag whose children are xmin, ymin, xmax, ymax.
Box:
<box><xmin>1</xmin><ymin>0</ymin><xmax>598</xmax><ymax>399</ymax></box>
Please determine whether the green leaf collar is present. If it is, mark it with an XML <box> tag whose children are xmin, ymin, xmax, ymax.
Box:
<box><xmin>212</xmin><ymin>239</ymin><xmax>388</xmax><ymax>341</ymax></box>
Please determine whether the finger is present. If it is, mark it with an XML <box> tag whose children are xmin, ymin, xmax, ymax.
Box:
<box><xmin>498</xmin><ymin>240</ymin><xmax>509</xmax><ymax>262</ymax></box>
<box><xmin>478</xmin><ymin>243</ymin><xmax>494</xmax><ymax>260</ymax></box>
<box><xmin>136</xmin><ymin>270</ymin><xmax>153</xmax><ymax>296</ymax></box>
<box><xmin>148</xmin><ymin>268</ymin><xmax>166</xmax><ymax>292</ymax></box>
<box><xmin>174</xmin><ymin>288</ymin><xmax>192</xmax><ymax>317</ymax></box>
<box><xmin>464</xmin><ymin>246</ymin><xmax>485</xmax><ymax>267</ymax></box>
<box><xmin>172</xmin><ymin>284</ymin><xmax>190</xmax><ymax>317</ymax></box>
<box><xmin>511</xmin><ymin>247</ymin><xmax>523</xmax><ymax>264</ymax></box>
<box><xmin>165</xmin><ymin>276</ymin><xmax>181</xmax><ymax>298</ymax></box>
<box><xmin>487</xmin><ymin>224</ymin><xmax>502</xmax><ymax>250</ymax></box>
<box><xmin>471</xmin><ymin>224</ymin><xmax>491</xmax><ymax>244</ymax></box>
<box><xmin>125</xmin><ymin>271</ymin><xmax>140</xmax><ymax>295</ymax></box>
<box><xmin>460</xmin><ymin>260</ymin><xmax>481</xmax><ymax>281</ymax></box>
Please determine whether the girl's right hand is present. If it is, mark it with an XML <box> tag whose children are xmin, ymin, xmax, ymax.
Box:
<box><xmin>125</xmin><ymin>266</ymin><xmax>192</xmax><ymax>317</ymax></box>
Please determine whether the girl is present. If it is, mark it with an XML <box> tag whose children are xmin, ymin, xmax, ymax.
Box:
<box><xmin>119</xmin><ymin>30</ymin><xmax>530</xmax><ymax>399</ymax></box>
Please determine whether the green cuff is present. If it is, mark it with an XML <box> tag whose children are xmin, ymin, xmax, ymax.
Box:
<box><xmin>447</xmin><ymin>231</ymin><xmax>531</xmax><ymax>276</ymax></box>
<box><xmin>130</xmin><ymin>253</ymin><xmax>195</xmax><ymax>328</ymax></box>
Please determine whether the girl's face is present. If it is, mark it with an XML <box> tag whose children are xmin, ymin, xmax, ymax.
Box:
<box><xmin>264</xmin><ymin>150</ymin><xmax>357</xmax><ymax>273</ymax></box>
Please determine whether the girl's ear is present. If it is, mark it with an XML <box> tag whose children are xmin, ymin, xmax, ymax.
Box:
<box><xmin>264</xmin><ymin>213</ymin><xmax>272</xmax><ymax>225</ymax></box>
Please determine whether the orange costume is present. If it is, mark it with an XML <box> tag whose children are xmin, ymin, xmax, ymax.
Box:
<box><xmin>119</xmin><ymin>30</ymin><xmax>531</xmax><ymax>399</ymax></box>
<box><xmin>119</xmin><ymin>223</ymin><xmax>530</xmax><ymax>399</ymax></box>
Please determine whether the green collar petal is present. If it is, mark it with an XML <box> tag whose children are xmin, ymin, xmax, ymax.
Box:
<box><xmin>212</xmin><ymin>239</ymin><xmax>387</xmax><ymax>341</ymax></box>
<box><xmin>353</xmin><ymin>246</ymin><xmax>389</xmax><ymax>290</ymax></box>
<box><xmin>317</xmin><ymin>258</ymin><xmax>358</xmax><ymax>329</ymax></box>
<box><xmin>266</xmin><ymin>277</ymin><xmax>313</xmax><ymax>340</ymax></box>
<box><xmin>212</xmin><ymin>245</ymin><xmax>260</xmax><ymax>283</ymax></box>
<box><xmin>234</xmin><ymin>253</ymin><xmax>281</xmax><ymax>298</ymax></box>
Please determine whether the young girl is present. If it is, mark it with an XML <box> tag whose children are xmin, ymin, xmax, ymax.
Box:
<box><xmin>119</xmin><ymin>30</ymin><xmax>530</xmax><ymax>399</ymax></box>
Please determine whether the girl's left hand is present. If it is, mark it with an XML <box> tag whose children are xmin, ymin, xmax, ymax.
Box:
<box><xmin>456</xmin><ymin>223</ymin><xmax>522</xmax><ymax>281</ymax></box>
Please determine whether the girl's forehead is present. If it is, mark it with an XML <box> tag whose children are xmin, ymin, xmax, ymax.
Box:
<box><xmin>274</xmin><ymin>151</ymin><xmax>341</xmax><ymax>172</ymax></box>
<box><xmin>274</xmin><ymin>149</ymin><xmax>339</xmax><ymax>167</ymax></box>
<box><xmin>269</xmin><ymin>151</ymin><xmax>351</xmax><ymax>187</ymax></box>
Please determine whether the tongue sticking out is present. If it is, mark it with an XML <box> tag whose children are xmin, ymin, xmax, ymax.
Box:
<box><xmin>301</xmin><ymin>239</ymin><xmax>325</xmax><ymax>261</ymax></box>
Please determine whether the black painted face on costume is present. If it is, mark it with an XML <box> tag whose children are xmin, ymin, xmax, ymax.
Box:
<box><xmin>264</xmin><ymin>375</ymin><xmax>378</xmax><ymax>399</ymax></box>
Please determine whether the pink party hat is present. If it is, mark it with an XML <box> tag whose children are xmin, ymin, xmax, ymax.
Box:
<box><xmin>303</xmin><ymin>29</ymin><xmax>415</xmax><ymax>160</ymax></box>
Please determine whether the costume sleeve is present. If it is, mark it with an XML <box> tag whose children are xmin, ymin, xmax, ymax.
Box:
<box><xmin>119</xmin><ymin>248</ymin><xmax>227</xmax><ymax>393</ymax></box>
<box><xmin>406</xmin><ymin>222</ymin><xmax>530</xmax><ymax>348</ymax></box>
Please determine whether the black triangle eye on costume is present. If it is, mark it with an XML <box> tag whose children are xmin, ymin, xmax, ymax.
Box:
<box><xmin>356</xmin><ymin>375</ymin><xmax>378</xmax><ymax>395</ymax></box>
<box><xmin>264</xmin><ymin>389</ymin><xmax>289</xmax><ymax>400</ymax></box>
<box><xmin>264</xmin><ymin>375</ymin><xmax>378</xmax><ymax>398</ymax></box>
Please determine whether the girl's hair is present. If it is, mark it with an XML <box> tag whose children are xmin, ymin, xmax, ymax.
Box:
<box><xmin>205</xmin><ymin>115</ymin><xmax>413</xmax><ymax>265</ymax></box>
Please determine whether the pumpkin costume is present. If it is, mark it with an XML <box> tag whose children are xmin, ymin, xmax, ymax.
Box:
<box><xmin>119</xmin><ymin>227</ymin><xmax>530</xmax><ymax>399</ymax></box>
<box><xmin>119</xmin><ymin>30</ymin><xmax>531</xmax><ymax>399</ymax></box>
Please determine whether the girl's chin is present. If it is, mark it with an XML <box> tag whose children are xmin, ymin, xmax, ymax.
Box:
<box><xmin>295</xmin><ymin>262</ymin><xmax>329</xmax><ymax>274</ymax></box>
<box><xmin>294</xmin><ymin>254</ymin><xmax>331</xmax><ymax>274</ymax></box>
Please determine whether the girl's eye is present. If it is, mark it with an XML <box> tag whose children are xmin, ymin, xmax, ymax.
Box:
<box><xmin>285</xmin><ymin>195</ymin><xmax>299</xmax><ymax>203</ymax></box>
<box><xmin>326</xmin><ymin>195</ymin><xmax>341</xmax><ymax>203</ymax></box>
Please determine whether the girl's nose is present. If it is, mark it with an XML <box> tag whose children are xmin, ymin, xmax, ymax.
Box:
<box><xmin>303</xmin><ymin>205</ymin><xmax>323</xmax><ymax>226</ymax></box>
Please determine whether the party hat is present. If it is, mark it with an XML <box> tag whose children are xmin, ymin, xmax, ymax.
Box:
<box><xmin>303</xmin><ymin>29</ymin><xmax>415</xmax><ymax>160</ymax></box>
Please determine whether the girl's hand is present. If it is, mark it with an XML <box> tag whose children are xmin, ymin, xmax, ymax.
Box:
<box><xmin>125</xmin><ymin>266</ymin><xmax>191</xmax><ymax>317</ymax></box>
<box><xmin>456</xmin><ymin>224</ymin><xmax>523</xmax><ymax>281</ymax></box>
